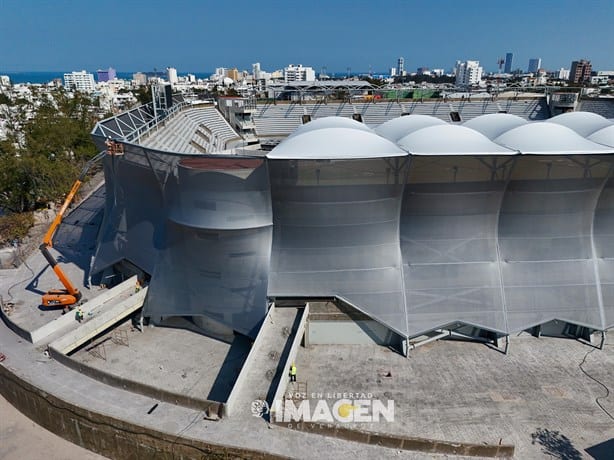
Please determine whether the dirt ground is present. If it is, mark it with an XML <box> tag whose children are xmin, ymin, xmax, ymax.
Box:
<box><xmin>0</xmin><ymin>394</ymin><xmax>107</xmax><ymax>460</ymax></box>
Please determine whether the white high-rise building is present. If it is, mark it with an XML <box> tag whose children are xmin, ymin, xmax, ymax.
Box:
<box><xmin>557</xmin><ymin>68</ymin><xmax>570</xmax><ymax>80</ymax></box>
<box><xmin>166</xmin><ymin>67</ymin><xmax>178</xmax><ymax>85</ymax></box>
<box><xmin>284</xmin><ymin>64</ymin><xmax>315</xmax><ymax>82</ymax></box>
<box><xmin>454</xmin><ymin>60</ymin><xmax>483</xmax><ymax>87</ymax></box>
<box><xmin>63</xmin><ymin>70</ymin><xmax>95</xmax><ymax>93</ymax></box>
<box><xmin>252</xmin><ymin>62</ymin><xmax>261</xmax><ymax>80</ymax></box>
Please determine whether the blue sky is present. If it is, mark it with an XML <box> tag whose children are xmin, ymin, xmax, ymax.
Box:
<box><xmin>1</xmin><ymin>0</ymin><xmax>612</xmax><ymax>74</ymax></box>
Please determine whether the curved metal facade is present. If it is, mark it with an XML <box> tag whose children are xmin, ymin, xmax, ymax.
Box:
<box><xmin>92</xmin><ymin>145</ymin><xmax>614</xmax><ymax>338</ymax></box>
<box><xmin>91</xmin><ymin>113</ymin><xmax>614</xmax><ymax>339</ymax></box>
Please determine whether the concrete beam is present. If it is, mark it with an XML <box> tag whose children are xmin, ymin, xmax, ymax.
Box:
<box><xmin>49</xmin><ymin>287</ymin><xmax>146</xmax><ymax>355</ymax></box>
<box><xmin>31</xmin><ymin>275</ymin><xmax>138</xmax><ymax>345</ymax></box>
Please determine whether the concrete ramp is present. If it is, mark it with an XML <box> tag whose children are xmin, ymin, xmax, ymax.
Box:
<box><xmin>31</xmin><ymin>276</ymin><xmax>139</xmax><ymax>345</ymax></box>
<box><xmin>49</xmin><ymin>286</ymin><xmax>146</xmax><ymax>355</ymax></box>
<box><xmin>225</xmin><ymin>304</ymin><xmax>307</xmax><ymax>417</ymax></box>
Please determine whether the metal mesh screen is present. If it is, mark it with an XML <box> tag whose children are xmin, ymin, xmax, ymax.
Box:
<box><xmin>91</xmin><ymin>140</ymin><xmax>614</xmax><ymax>338</ymax></box>
<box><xmin>91</xmin><ymin>147</ymin><xmax>167</xmax><ymax>275</ymax></box>
<box><xmin>268</xmin><ymin>158</ymin><xmax>409</xmax><ymax>335</ymax></box>
<box><xmin>593</xmin><ymin>174</ymin><xmax>614</xmax><ymax>328</ymax></box>
<box><xmin>501</xmin><ymin>156</ymin><xmax>612</xmax><ymax>331</ymax></box>
<box><xmin>402</xmin><ymin>156</ymin><xmax>510</xmax><ymax>336</ymax></box>
<box><xmin>145</xmin><ymin>224</ymin><xmax>272</xmax><ymax>337</ymax></box>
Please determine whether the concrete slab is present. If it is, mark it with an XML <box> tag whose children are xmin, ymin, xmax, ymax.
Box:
<box><xmin>0</xmin><ymin>185</ymin><xmax>105</xmax><ymax>333</ymax></box>
<box><xmin>69</xmin><ymin>321</ymin><xmax>251</xmax><ymax>404</ymax></box>
<box><xmin>2</xmin><ymin>315</ymin><xmax>439</xmax><ymax>460</ymax></box>
<box><xmin>294</xmin><ymin>337</ymin><xmax>614</xmax><ymax>459</ymax></box>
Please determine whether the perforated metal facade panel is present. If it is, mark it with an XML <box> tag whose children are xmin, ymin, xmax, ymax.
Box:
<box><xmin>91</xmin><ymin>112</ymin><xmax>614</xmax><ymax>339</ymax></box>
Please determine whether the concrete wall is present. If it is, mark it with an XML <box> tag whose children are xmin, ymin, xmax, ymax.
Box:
<box><xmin>307</xmin><ymin>319</ymin><xmax>398</xmax><ymax>346</ymax></box>
<box><xmin>224</xmin><ymin>305</ymin><xmax>274</xmax><ymax>416</ymax></box>
<box><xmin>274</xmin><ymin>420</ymin><xmax>514</xmax><ymax>458</ymax></box>
<box><xmin>0</xmin><ymin>364</ymin><xmax>280</xmax><ymax>460</ymax></box>
<box><xmin>269</xmin><ymin>304</ymin><xmax>309</xmax><ymax>419</ymax></box>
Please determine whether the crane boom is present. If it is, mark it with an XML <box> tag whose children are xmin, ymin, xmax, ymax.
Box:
<box><xmin>40</xmin><ymin>150</ymin><xmax>108</xmax><ymax>308</ymax></box>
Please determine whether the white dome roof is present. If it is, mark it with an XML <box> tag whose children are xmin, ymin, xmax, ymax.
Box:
<box><xmin>588</xmin><ymin>125</ymin><xmax>614</xmax><ymax>147</ymax></box>
<box><xmin>288</xmin><ymin>116</ymin><xmax>373</xmax><ymax>138</ymax></box>
<box><xmin>494</xmin><ymin>123</ymin><xmax>614</xmax><ymax>154</ymax></box>
<box><xmin>268</xmin><ymin>127</ymin><xmax>406</xmax><ymax>159</ymax></box>
<box><xmin>462</xmin><ymin>113</ymin><xmax>528</xmax><ymax>140</ymax></box>
<box><xmin>547</xmin><ymin>111</ymin><xmax>612</xmax><ymax>137</ymax></box>
<box><xmin>375</xmin><ymin>115</ymin><xmax>446</xmax><ymax>142</ymax></box>
<box><xmin>397</xmin><ymin>125</ymin><xmax>516</xmax><ymax>156</ymax></box>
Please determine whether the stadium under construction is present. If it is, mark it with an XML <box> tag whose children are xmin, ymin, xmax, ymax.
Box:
<box><xmin>1</xmin><ymin>88</ymin><xmax>614</xmax><ymax>459</ymax></box>
<box><xmin>89</xmin><ymin>90</ymin><xmax>614</xmax><ymax>350</ymax></box>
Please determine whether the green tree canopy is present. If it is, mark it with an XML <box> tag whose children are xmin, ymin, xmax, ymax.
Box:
<box><xmin>0</xmin><ymin>90</ymin><xmax>98</xmax><ymax>213</ymax></box>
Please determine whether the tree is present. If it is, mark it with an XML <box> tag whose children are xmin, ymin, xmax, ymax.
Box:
<box><xmin>135</xmin><ymin>86</ymin><xmax>153</xmax><ymax>105</ymax></box>
<box><xmin>0</xmin><ymin>90</ymin><xmax>98</xmax><ymax>213</ymax></box>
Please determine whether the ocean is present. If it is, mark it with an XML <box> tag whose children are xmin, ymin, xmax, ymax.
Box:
<box><xmin>2</xmin><ymin>71</ymin><xmax>212</xmax><ymax>84</ymax></box>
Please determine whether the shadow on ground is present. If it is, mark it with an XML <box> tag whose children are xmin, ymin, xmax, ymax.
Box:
<box><xmin>586</xmin><ymin>438</ymin><xmax>614</xmax><ymax>460</ymax></box>
<box><xmin>207</xmin><ymin>334</ymin><xmax>252</xmax><ymax>402</ymax></box>
<box><xmin>531</xmin><ymin>428</ymin><xmax>582</xmax><ymax>460</ymax></box>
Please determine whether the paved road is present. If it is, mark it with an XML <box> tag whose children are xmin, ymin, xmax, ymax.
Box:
<box><xmin>0</xmin><ymin>394</ymin><xmax>107</xmax><ymax>460</ymax></box>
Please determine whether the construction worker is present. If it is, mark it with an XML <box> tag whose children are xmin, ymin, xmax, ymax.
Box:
<box><xmin>289</xmin><ymin>363</ymin><xmax>297</xmax><ymax>382</ymax></box>
<box><xmin>75</xmin><ymin>307</ymin><xmax>84</xmax><ymax>323</ymax></box>
<box><xmin>135</xmin><ymin>279</ymin><xmax>142</xmax><ymax>293</ymax></box>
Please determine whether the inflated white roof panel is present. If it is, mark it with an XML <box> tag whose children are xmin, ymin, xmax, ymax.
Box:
<box><xmin>547</xmin><ymin>111</ymin><xmax>612</xmax><ymax>137</ymax></box>
<box><xmin>588</xmin><ymin>125</ymin><xmax>614</xmax><ymax>147</ymax></box>
<box><xmin>398</xmin><ymin>124</ymin><xmax>516</xmax><ymax>156</ymax></box>
<box><xmin>462</xmin><ymin>113</ymin><xmax>528</xmax><ymax>140</ymax></box>
<box><xmin>288</xmin><ymin>116</ymin><xmax>373</xmax><ymax>138</ymax></box>
<box><xmin>494</xmin><ymin>123</ymin><xmax>614</xmax><ymax>154</ymax></box>
<box><xmin>268</xmin><ymin>127</ymin><xmax>406</xmax><ymax>159</ymax></box>
<box><xmin>375</xmin><ymin>115</ymin><xmax>447</xmax><ymax>142</ymax></box>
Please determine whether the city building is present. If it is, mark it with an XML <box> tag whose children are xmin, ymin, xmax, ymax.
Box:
<box><xmin>227</xmin><ymin>68</ymin><xmax>240</xmax><ymax>81</ymax></box>
<box><xmin>390</xmin><ymin>67</ymin><xmax>397</xmax><ymax>77</ymax></box>
<box><xmin>556</xmin><ymin>68</ymin><xmax>570</xmax><ymax>80</ymax></box>
<box><xmin>63</xmin><ymin>70</ymin><xmax>95</xmax><ymax>93</ymax></box>
<box><xmin>132</xmin><ymin>72</ymin><xmax>148</xmax><ymax>86</ymax></box>
<box><xmin>252</xmin><ymin>62</ymin><xmax>261</xmax><ymax>80</ymax></box>
<box><xmin>97</xmin><ymin>67</ymin><xmax>116</xmax><ymax>82</ymax></box>
<box><xmin>569</xmin><ymin>59</ymin><xmax>592</xmax><ymax>83</ymax></box>
<box><xmin>455</xmin><ymin>60</ymin><xmax>483</xmax><ymax>87</ymax></box>
<box><xmin>397</xmin><ymin>57</ymin><xmax>405</xmax><ymax>77</ymax></box>
<box><xmin>166</xmin><ymin>67</ymin><xmax>178</xmax><ymax>85</ymax></box>
<box><xmin>283</xmin><ymin>64</ymin><xmax>316</xmax><ymax>82</ymax></box>
<box><xmin>0</xmin><ymin>75</ymin><xmax>10</xmax><ymax>87</ymax></box>
<box><xmin>528</xmin><ymin>58</ymin><xmax>541</xmax><ymax>74</ymax></box>
<box><xmin>504</xmin><ymin>52</ymin><xmax>513</xmax><ymax>74</ymax></box>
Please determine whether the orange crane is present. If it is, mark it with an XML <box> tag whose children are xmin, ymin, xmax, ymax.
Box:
<box><xmin>40</xmin><ymin>148</ymin><xmax>112</xmax><ymax>308</ymax></box>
